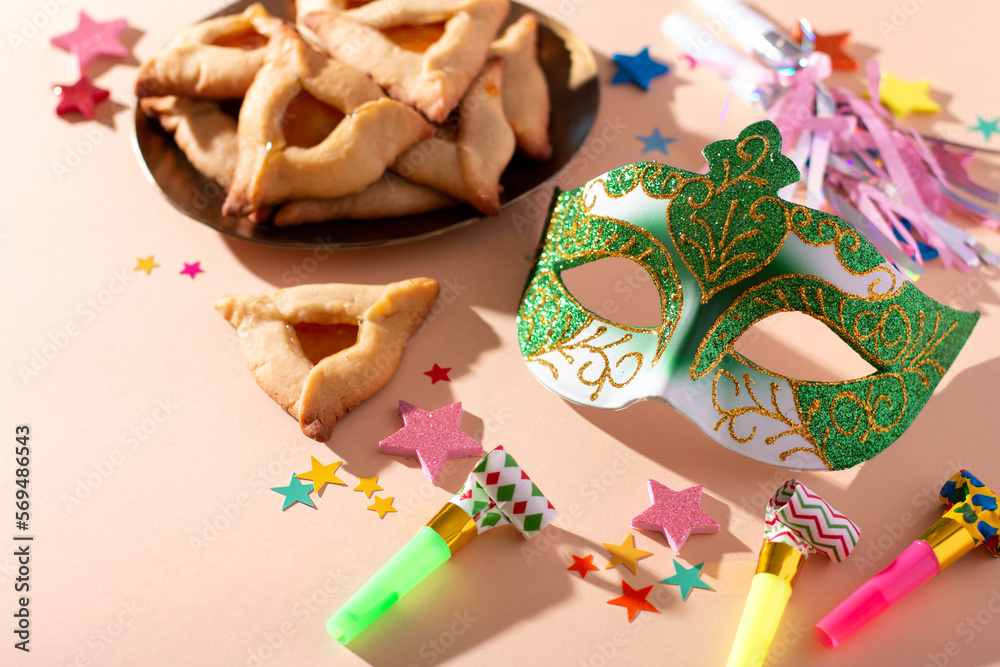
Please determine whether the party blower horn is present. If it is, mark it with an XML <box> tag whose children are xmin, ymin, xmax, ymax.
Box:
<box><xmin>815</xmin><ymin>469</ymin><xmax>1000</xmax><ymax>648</ymax></box>
<box><xmin>728</xmin><ymin>480</ymin><xmax>860</xmax><ymax>667</ymax></box>
<box><xmin>327</xmin><ymin>446</ymin><xmax>557</xmax><ymax>644</ymax></box>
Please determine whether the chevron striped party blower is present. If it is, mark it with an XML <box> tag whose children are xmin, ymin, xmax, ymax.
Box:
<box><xmin>326</xmin><ymin>446</ymin><xmax>557</xmax><ymax>645</ymax></box>
<box><xmin>727</xmin><ymin>480</ymin><xmax>860</xmax><ymax>667</ymax></box>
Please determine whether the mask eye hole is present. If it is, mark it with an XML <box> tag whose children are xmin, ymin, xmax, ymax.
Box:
<box><xmin>733</xmin><ymin>312</ymin><xmax>877</xmax><ymax>382</ymax></box>
<box><xmin>561</xmin><ymin>257</ymin><xmax>662</xmax><ymax>327</ymax></box>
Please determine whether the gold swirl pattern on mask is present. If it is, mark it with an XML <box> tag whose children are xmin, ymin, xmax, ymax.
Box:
<box><xmin>587</xmin><ymin>162</ymin><xmax>686</xmax><ymax>201</ymax></box>
<box><xmin>518</xmin><ymin>270</ymin><xmax>574</xmax><ymax>372</ymax></box>
<box><xmin>788</xmin><ymin>207</ymin><xmax>901</xmax><ymax>295</ymax></box>
<box><xmin>828</xmin><ymin>374</ymin><xmax>907</xmax><ymax>442</ymax></box>
<box><xmin>535</xmin><ymin>189</ymin><xmax>681</xmax><ymax>364</ymax></box>
<box><xmin>529</xmin><ymin>324</ymin><xmax>644</xmax><ymax>401</ymax></box>
<box><xmin>691</xmin><ymin>275</ymin><xmax>927</xmax><ymax>382</ymax></box>
<box><xmin>850</xmin><ymin>307</ymin><xmax>957</xmax><ymax>384</ymax></box>
<box><xmin>708</xmin><ymin>298</ymin><xmax>963</xmax><ymax>469</ymax></box>
<box><xmin>666</xmin><ymin>133</ymin><xmax>794</xmax><ymax>304</ymax></box>
<box><xmin>715</xmin><ymin>133</ymin><xmax>773</xmax><ymax>193</ymax></box>
<box><xmin>711</xmin><ymin>368</ymin><xmax>829</xmax><ymax>468</ymax></box>
<box><xmin>520</xmin><ymin>269</ymin><xmax>653</xmax><ymax>397</ymax></box>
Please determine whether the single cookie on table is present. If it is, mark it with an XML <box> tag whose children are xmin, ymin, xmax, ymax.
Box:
<box><xmin>304</xmin><ymin>0</ymin><xmax>510</xmax><ymax>123</ymax></box>
<box><xmin>139</xmin><ymin>96</ymin><xmax>239</xmax><ymax>189</ymax></box>
<box><xmin>135</xmin><ymin>3</ymin><xmax>283</xmax><ymax>99</ymax></box>
<box><xmin>275</xmin><ymin>172</ymin><xmax>458</xmax><ymax>225</ymax></box>
<box><xmin>215</xmin><ymin>278</ymin><xmax>439</xmax><ymax>442</ymax></box>
<box><xmin>391</xmin><ymin>58</ymin><xmax>516</xmax><ymax>215</ymax></box>
<box><xmin>222</xmin><ymin>21</ymin><xmax>435</xmax><ymax>221</ymax></box>
<box><xmin>490</xmin><ymin>13</ymin><xmax>552</xmax><ymax>161</ymax></box>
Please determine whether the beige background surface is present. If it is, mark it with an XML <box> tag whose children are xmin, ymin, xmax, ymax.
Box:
<box><xmin>3</xmin><ymin>0</ymin><xmax>1000</xmax><ymax>665</ymax></box>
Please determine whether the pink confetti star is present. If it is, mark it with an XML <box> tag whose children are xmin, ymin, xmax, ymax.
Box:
<box><xmin>50</xmin><ymin>12</ymin><xmax>129</xmax><ymax>73</ymax></box>
<box><xmin>53</xmin><ymin>76</ymin><xmax>109</xmax><ymax>119</ymax></box>
<box><xmin>179</xmin><ymin>262</ymin><xmax>204</xmax><ymax>279</ymax></box>
<box><xmin>379</xmin><ymin>401</ymin><xmax>483</xmax><ymax>481</ymax></box>
<box><xmin>630</xmin><ymin>480</ymin><xmax>719</xmax><ymax>553</ymax></box>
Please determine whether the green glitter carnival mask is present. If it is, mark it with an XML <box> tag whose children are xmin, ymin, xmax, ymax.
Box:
<box><xmin>517</xmin><ymin>121</ymin><xmax>979</xmax><ymax>471</ymax></box>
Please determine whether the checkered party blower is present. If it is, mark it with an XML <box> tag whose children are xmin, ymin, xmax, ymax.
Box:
<box><xmin>326</xmin><ymin>446</ymin><xmax>557</xmax><ymax>645</ymax></box>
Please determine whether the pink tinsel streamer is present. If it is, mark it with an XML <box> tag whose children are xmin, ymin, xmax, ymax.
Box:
<box><xmin>671</xmin><ymin>22</ymin><xmax>1000</xmax><ymax>273</ymax></box>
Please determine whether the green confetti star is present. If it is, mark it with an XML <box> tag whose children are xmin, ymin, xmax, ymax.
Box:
<box><xmin>659</xmin><ymin>560</ymin><xmax>713</xmax><ymax>600</ymax></box>
<box><xmin>271</xmin><ymin>474</ymin><xmax>316</xmax><ymax>510</ymax></box>
<box><xmin>969</xmin><ymin>116</ymin><xmax>1000</xmax><ymax>141</ymax></box>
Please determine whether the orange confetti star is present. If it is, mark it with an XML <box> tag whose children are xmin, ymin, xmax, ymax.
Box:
<box><xmin>607</xmin><ymin>580</ymin><xmax>660</xmax><ymax>622</ymax></box>
<box><xmin>568</xmin><ymin>554</ymin><xmax>599</xmax><ymax>579</ymax></box>
<box><xmin>790</xmin><ymin>25</ymin><xmax>857</xmax><ymax>71</ymax></box>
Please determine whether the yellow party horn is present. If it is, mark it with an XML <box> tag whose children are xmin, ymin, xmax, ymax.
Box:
<box><xmin>727</xmin><ymin>480</ymin><xmax>860</xmax><ymax>667</ymax></box>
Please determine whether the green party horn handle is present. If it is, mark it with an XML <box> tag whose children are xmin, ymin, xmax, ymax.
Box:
<box><xmin>326</xmin><ymin>447</ymin><xmax>557</xmax><ymax>645</ymax></box>
<box><xmin>326</xmin><ymin>526</ymin><xmax>452</xmax><ymax>645</ymax></box>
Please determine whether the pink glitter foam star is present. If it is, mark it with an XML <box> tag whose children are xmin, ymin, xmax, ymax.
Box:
<box><xmin>53</xmin><ymin>75</ymin><xmax>109</xmax><ymax>119</ymax></box>
<box><xmin>51</xmin><ymin>11</ymin><xmax>129</xmax><ymax>73</ymax></box>
<box><xmin>630</xmin><ymin>480</ymin><xmax>719</xmax><ymax>553</ymax></box>
<box><xmin>379</xmin><ymin>401</ymin><xmax>483</xmax><ymax>481</ymax></box>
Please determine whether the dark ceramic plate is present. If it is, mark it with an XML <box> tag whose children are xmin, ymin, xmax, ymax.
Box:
<box><xmin>132</xmin><ymin>0</ymin><xmax>600</xmax><ymax>247</ymax></box>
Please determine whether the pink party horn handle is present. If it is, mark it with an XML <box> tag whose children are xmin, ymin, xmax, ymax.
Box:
<box><xmin>814</xmin><ymin>540</ymin><xmax>939</xmax><ymax>647</ymax></box>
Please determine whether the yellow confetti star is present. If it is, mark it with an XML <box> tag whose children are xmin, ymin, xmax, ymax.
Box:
<box><xmin>354</xmin><ymin>476</ymin><xmax>383</xmax><ymax>498</ymax></box>
<box><xmin>367</xmin><ymin>495</ymin><xmax>397</xmax><ymax>519</ymax></box>
<box><xmin>134</xmin><ymin>256</ymin><xmax>159</xmax><ymax>275</ymax></box>
<box><xmin>602</xmin><ymin>534</ymin><xmax>654</xmax><ymax>575</ymax></box>
<box><xmin>296</xmin><ymin>456</ymin><xmax>347</xmax><ymax>494</ymax></box>
<box><xmin>878</xmin><ymin>72</ymin><xmax>939</xmax><ymax>117</ymax></box>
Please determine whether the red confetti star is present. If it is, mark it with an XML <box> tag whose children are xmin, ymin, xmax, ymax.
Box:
<box><xmin>423</xmin><ymin>363</ymin><xmax>452</xmax><ymax>384</ymax></box>
<box><xmin>607</xmin><ymin>581</ymin><xmax>660</xmax><ymax>622</ymax></box>
<box><xmin>53</xmin><ymin>76</ymin><xmax>109</xmax><ymax>119</ymax></box>
<box><xmin>379</xmin><ymin>401</ymin><xmax>483</xmax><ymax>481</ymax></box>
<box><xmin>568</xmin><ymin>554</ymin><xmax>599</xmax><ymax>579</ymax></box>
<box><xmin>50</xmin><ymin>11</ymin><xmax>129</xmax><ymax>73</ymax></box>
<box><xmin>790</xmin><ymin>25</ymin><xmax>857</xmax><ymax>71</ymax></box>
<box><xmin>180</xmin><ymin>262</ymin><xmax>204</xmax><ymax>279</ymax></box>
<box><xmin>631</xmin><ymin>480</ymin><xmax>719</xmax><ymax>553</ymax></box>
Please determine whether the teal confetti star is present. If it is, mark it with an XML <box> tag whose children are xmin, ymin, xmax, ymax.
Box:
<box><xmin>637</xmin><ymin>128</ymin><xmax>677</xmax><ymax>155</ymax></box>
<box><xmin>611</xmin><ymin>47</ymin><xmax>669</xmax><ymax>91</ymax></box>
<box><xmin>659</xmin><ymin>560</ymin><xmax>713</xmax><ymax>600</ymax></box>
<box><xmin>969</xmin><ymin>116</ymin><xmax>1000</xmax><ymax>141</ymax></box>
<box><xmin>271</xmin><ymin>474</ymin><xmax>316</xmax><ymax>510</ymax></box>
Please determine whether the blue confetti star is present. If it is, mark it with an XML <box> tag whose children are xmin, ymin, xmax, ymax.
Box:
<box><xmin>271</xmin><ymin>474</ymin><xmax>316</xmax><ymax>510</ymax></box>
<box><xmin>636</xmin><ymin>128</ymin><xmax>677</xmax><ymax>155</ymax></box>
<box><xmin>659</xmin><ymin>560</ymin><xmax>713</xmax><ymax>600</ymax></box>
<box><xmin>612</xmin><ymin>47</ymin><xmax>669</xmax><ymax>91</ymax></box>
<box><xmin>969</xmin><ymin>116</ymin><xmax>1000</xmax><ymax>141</ymax></box>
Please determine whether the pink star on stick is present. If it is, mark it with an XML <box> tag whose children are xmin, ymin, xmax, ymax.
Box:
<box><xmin>630</xmin><ymin>480</ymin><xmax>719</xmax><ymax>553</ymax></box>
<box><xmin>379</xmin><ymin>401</ymin><xmax>483</xmax><ymax>481</ymax></box>
<box><xmin>51</xmin><ymin>11</ymin><xmax>129</xmax><ymax>73</ymax></box>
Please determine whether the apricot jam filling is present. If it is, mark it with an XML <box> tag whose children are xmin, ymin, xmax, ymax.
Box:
<box><xmin>292</xmin><ymin>323</ymin><xmax>360</xmax><ymax>365</ymax></box>
<box><xmin>282</xmin><ymin>90</ymin><xmax>346</xmax><ymax>148</ymax></box>
<box><xmin>211</xmin><ymin>26</ymin><xmax>269</xmax><ymax>50</ymax></box>
<box><xmin>381</xmin><ymin>22</ymin><xmax>446</xmax><ymax>53</ymax></box>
